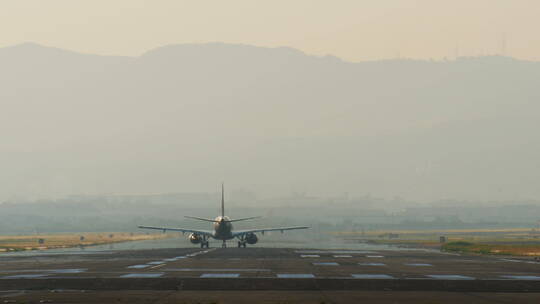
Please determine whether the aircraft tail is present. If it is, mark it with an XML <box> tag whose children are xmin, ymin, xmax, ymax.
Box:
<box><xmin>183</xmin><ymin>184</ymin><xmax>262</xmax><ymax>223</ymax></box>
<box><xmin>221</xmin><ymin>183</ymin><xmax>225</xmax><ymax>217</ymax></box>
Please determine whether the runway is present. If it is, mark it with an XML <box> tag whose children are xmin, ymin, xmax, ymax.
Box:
<box><xmin>1</xmin><ymin>246</ymin><xmax>540</xmax><ymax>303</ymax></box>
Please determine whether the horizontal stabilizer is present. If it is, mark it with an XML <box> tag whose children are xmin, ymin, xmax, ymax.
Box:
<box><xmin>185</xmin><ymin>215</ymin><xmax>262</xmax><ymax>223</ymax></box>
<box><xmin>227</xmin><ymin>216</ymin><xmax>262</xmax><ymax>222</ymax></box>
<box><xmin>184</xmin><ymin>216</ymin><xmax>218</xmax><ymax>222</ymax></box>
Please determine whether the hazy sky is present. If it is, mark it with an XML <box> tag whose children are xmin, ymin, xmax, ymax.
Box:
<box><xmin>1</xmin><ymin>0</ymin><xmax>539</xmax><ymax>61</ymax></box>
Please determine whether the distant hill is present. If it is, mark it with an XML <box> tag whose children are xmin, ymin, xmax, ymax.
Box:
<box><xmin>0</xmin><ymin>42</ymin><xmax>539</xmax><ymax>201</ymax></box>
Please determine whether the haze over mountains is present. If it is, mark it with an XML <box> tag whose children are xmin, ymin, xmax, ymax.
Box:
<box><xmin>1</xmin><ymin>42</ymin><xmax>539</xmax><ymax>202</ymax></box>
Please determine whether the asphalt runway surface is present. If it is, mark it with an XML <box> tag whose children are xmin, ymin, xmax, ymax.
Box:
<box><xmin>2</xmin><ymin>246</ymin><xmax>540</xmax><ymax>303</ymax></box>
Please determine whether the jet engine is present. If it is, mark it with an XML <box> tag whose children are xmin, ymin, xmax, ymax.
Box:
<box><xmin>245</xmin><ymin>233</ymin><xmax>258</xmax><ymax>244</ymax></box>
<box><xmin>189</xmin><ymin>233</ymin><xmax>201</xmax><ymax>244</ymax></box>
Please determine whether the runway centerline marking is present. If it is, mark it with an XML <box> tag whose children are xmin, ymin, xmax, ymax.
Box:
<box><xmin>405</xmin><ymin>263</ymin><xmax>433</xmax><ymax>267</ymax></box>
<box><xmin>359</xmin><ymin>263</ymin><xmax>386</xmax><ymax>266</ymax></box>
<box><xmin>200</xmin><ymin>273</ymin><xmax>240</xmax><ymax>278</ymax></box>
<box><xmin>147</xmin><ymin>261</ymin><xmax>165</xmax><ymax>265</ymax></box>
<box><xmin>352</xmin><ymin>274</ymin><xmax>394</xmax><ymax>279</ymax></box>
<box><xmin>127</xmin><ymin>265</ymin><xmax>150</xmax><ymax>269</ymax></box>
<box><xmin>295</xmin><ymin>250</ymin><xmax>375</xmax><ymax>254</ymax></box>
<box><xmin>300</xmin><ymin>255</ymin><xmax>320</xmax><ymax>258</ymax></box>
<box><xmin>165</xmin><ymin>268</ymin><xmax>270</xmax><ymax>272</ymax></box>
<box><xmin>149</xmin><ymin>264</ymin><xmax>166</xmax><ymax>269</ymax></box>
<box><xmin>186</xmin><ymin>248</ymin><xmax>216</xmax><ymax>257</ymax></box>
<box><xmin>333</xmin><ymin>255</ymin><xmax>352</xmax><ymax>258</ymax></box>
<box><xmin>49</xmin><ymin>269</ymin><xmax>87</xmax><ymax>274</ymax></box>
<box><xmin>366</xmin><ymin>255</ymin><xmax>384</xmax><ymax>258</ymax></box>
<box><xmin>277</xmin><ymin>274</ymin><xmax>315</xmax><ymax>278</ymax></box>
<box><xmin>120</xmin><ymin>273</ymin><xmax>164</xmax><ymax>278</ymax></box>
<box><xmin>427</xmin><ymin>275</ymin><xmax>474</xmax><ymax>280</ymax></box>
<box><xmin>313</xmin><ymin>262</ymin><xmax>339</xmax><ymax>266</ymax></box>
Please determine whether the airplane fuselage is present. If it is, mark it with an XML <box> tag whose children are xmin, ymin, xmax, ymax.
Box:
<box><xmin>212</xmin><ymin>216</ymin><xmax>234</xmax><ymax>240</ymax></box>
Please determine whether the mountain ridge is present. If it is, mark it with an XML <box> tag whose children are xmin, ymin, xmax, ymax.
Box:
<box><xmin>0</xmin><ymin>42</ymin><xmax>538</xmax><ymax>202</ymax></box>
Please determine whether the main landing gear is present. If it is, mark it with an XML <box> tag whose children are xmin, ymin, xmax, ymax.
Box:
<box><xmin>200</xmin><ymin>236</ymin><xmax>210</xmax><ymax>248</ymax></box>
<box><xmin>222</xmin><ymin>240</ymin><xmax>227</xmax><ymax>248</ymax></box>
<box><xmin>237</xmin><ymin>235</ymin><xmax>247</xmax><ymax>248</ymax></box>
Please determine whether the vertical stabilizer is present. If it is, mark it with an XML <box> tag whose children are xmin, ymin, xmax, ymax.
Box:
<box><xmin>221</xmin><ymin>183</ymin><xmax>225</xmax><ymax>217</ymax></box>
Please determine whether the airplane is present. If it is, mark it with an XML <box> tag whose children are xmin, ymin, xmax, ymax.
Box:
<box><xmin>138</xmin><ymin>184</ymin><xmax>309</xmax><ymax>248</ymax></box>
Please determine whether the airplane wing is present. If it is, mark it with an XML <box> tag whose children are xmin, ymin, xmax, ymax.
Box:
<box><xmin>232</xmin><ymin>226</ymin><xmax>309</xmax><ymax>237</ymax></box>
<box><xmin>138</xmin><ymin>225</ymin><xmax>213</xmax><ymax>237</ymax></box>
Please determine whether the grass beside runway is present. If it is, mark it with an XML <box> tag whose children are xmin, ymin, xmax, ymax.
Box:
<box><xmin>336</xmin><ymin>228</ymin><xmax>540</xmax><ymax>256</ymax></box>
<box><xmin>0</xmin><ymin>232</ymin><xmax>174</xmax><ymax>252</ymax></box>
<box><xmin>442</xmin><ymin>241</ymin><xmax>540</xmax><ymax>256</ymax></box>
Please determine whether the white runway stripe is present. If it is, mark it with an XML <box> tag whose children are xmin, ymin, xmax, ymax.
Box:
<box><xmin>352</xmin><ymin>274</ymin><xmax>394</xmax><ymax>279</ymax></box>
<box><xmin>120</xmin><ymin>273</ymin><xmax>163</xmax><ymax>278</ymax></box>
<box><xmin>359</xmin><ymin>263</ymin><xmax>386</xmax><ymax>266</ymax></box>
<box><xmin>312</xmin><ymin>262</ymin><xmax>339</xmax><ymax>266</ymax></box>
<box><xmin>277</xmin><ymin>274</ymin><xmax>315</xmax><ymax>278</ymax></box>
<box><xmin>49</xmin><ymin>269</ymin><xmax>86</xmax><ymax>273</ymax></box>
<box><xmin>200</xmin><ymin>273</ymin><xmax>240</xmax><ymax>278</ymax></box>
<box><xmin>127</xmin><ymin>265</ymin><xmax>150</xmax><ymax>269</ymax></box>
<box><xmin>165</xmin><ymin>268</ymin><xmax>270</xmax><ymax>272</ymax></box>
<box><xmin>427</xmin><ymin>275</ymin><xmax>474</xmax><ymax>280</ymax></box>
<box><xmin>300</xmin><ymin>254</ymin><xmax>320</xmax><ymax>258</ymax></box>
<box><xmin>2</xmin><ymin>274</ymin><xmax>49</xmax><ymax>279</ymax></box>
<box><xmin>295</xmin><ymin>250</ymin><xmax>375</xmax><ymax>254</ymax></box>
<box><xmin>405</xmin><ymin>263</ymin><xmax>433</xmax><ymax>267</ymax></box>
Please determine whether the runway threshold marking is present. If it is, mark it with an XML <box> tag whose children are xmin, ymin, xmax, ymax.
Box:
<box><xmin>120</xmin><ymin>273</ymin><xmax>164</xmax><ymax>278</ymax></box>
<box><xmin>352</xmin><ymin>274</ymin><xmax>394</xmax><ymax>279</ymax></box>
<box><xmin>427</xmin><ymin>275</ymin><xmax>474</xmax><ymax>280</ymax></box>
<box><xmin>200</xmin><ymin>273</ymin><xmax>240</xmax><ymax>278</ymax></box>
<box><xmin>277</xmin><ymin>274</ymin><xmax>315</xmax><ymax>278</ymax></box>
